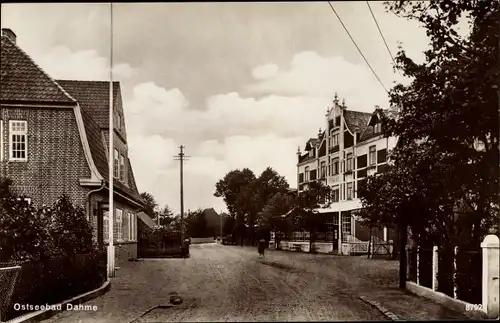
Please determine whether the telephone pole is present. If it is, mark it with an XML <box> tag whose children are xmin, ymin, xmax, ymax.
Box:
<box><xmin>174</xmin><ymin>145</ymin><xmax>190</xmax><ymax>243</ymax></box>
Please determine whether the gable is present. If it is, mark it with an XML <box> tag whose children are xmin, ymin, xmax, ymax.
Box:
<box><xmin>1</xmin><ymin>34</ymin><xmax>74</xmax><ymax>104</ymax></box>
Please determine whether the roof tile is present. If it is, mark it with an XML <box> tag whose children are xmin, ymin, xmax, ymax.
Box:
<box><xmin>1</xmin><ymin>34</ymin><xmax>75</xmax><ymax>104</ymax></box>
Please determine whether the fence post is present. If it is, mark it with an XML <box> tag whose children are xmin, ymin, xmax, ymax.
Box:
<box><xmin>481</xmin><ymin>234</ymin><xmax>499</xmax><ymax>319</ymax></box>
<box><xmin>405</xmin><ymin>246</ymin><xmax>410</xmax><ymax>280</ymax></box>
<box><xmin>453</xmin><ymin>246</ymin><xmax>458</xmax><ymax>299</ymax></box>
<box><xmin>416</xmin><ymin>246</ymin><xmax>420</xmax><ymax>285</ymax></box>
<box><xmin>432</xmin><ymin>245</ymin><xmax>438</xmax><ymax>291</ymax></box>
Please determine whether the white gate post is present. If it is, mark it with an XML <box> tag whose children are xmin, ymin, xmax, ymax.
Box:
<box><xmin>453</xmin><ymin>246</ymin><xmax>458</xmax><ymax>299</ymax></box>
<box><xmin>481</xmin><ymin>234</ymin><xmax>499</xmax><ymax>319</ymax></box>
<box><xmin>416</xmin><ymin>246</ymin><xmax>420</xmax><ymax>285</ymax></box>
<box><xmin>432</xmin><ymin>245</ymin><xmax>438</xmax><ymax>291</ymax></box>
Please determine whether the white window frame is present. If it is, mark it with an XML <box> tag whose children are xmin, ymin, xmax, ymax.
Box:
<box><xmin>304</xmin><ymin>166</ymin><xmax>310</xmax><ymax>181</ymax></box>
<box><xmin>346</xmin><ymin>153</ymin><xmax>353</xmax><ymax>171</ymax></box>
<box><xmin>103</xmin><ymin>211</ymin><xmax>109</xmax><ymax>243</ymax></box>
<box><xmin>113</xmin><ymin>149</ymin><xmax>119</xmax><ymax>178</ymax></box>
<box><xmin>333</xmin><ymin>157</ymin><xmax>339</xmax><ymax>175</ymax></box>
<box><xmin>16</xmin><ymin>197</ymin><xmax>31</xmax><ymax>205</ymax></box>
<box><xmin>346</xmin><ymin>182</ymin><xmax>353</xmax><ymax>200</ymax></box>
<box><xmin>119</xmin><ymin>154</ymin><xmax>125</xmax><ymax>182</ymax></box>
<box><xmin>369</xmin><ymin>145</ymin><xmax>377</xmax><ymax>166</ymax></box>
<box><xmin>332</xmin><ymin>134</ymin><xmax>339</xmax><ymax>147</ymax></box>
<box><xmin>9</xmin><ymin>120</ymin><xmax>28</xmax><ymax>162</ymax></box>
<box><xmin>128</xmin><ymin>212</ymin><xmax>134</xmax><ymax>241</ymax></box>
<box><xmin>116</xmin><ymin>209</ymin><xmax>123</xmax><ymax>241</ymax></box>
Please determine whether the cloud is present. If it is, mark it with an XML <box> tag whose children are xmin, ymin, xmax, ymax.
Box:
<box><xmin>245</xmin><ymin>51</ymin><xmax>391</xmax><ymax>113</ymax></box>
<box><xmin>251</xmin><ymin>63</ymin><xmax>279</xmax><ymax>80</ymax></box>
<box><xmin>33</xmin><ymin>46</ymin><xmax>136</xmax><ymax>81</ymax></box>
<box><xmin>124</xmin><ymin>50</ymin><xmax>399</xmax><ymax>213</ymax></box>
<box><xmin>28</xmin><ymin>45</ymin><xmax>395</xmax><ymax>214</ymax></box>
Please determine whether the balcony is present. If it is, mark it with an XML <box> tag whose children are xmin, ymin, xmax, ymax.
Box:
<box><xmin>329</xmin><ymin>146</ymin><xmax>339</xmax><ymax>154</ymax></box>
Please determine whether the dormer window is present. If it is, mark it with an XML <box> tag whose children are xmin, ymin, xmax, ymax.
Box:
<box><xmin>374</xmin><ymin>123</ymin><xmax>382</xmax><ymax>134</ymax></box>
<box><xmin>309</xmin><ymin>150</ymin><xmax>313</xmax><ymax>157</ymax></box>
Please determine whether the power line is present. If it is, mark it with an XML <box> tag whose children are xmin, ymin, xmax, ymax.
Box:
<box><xmin>366</xmin><ymin>1</ymin><xmax>400</xmax><ymax>75</ymax></box>
<box><xmin>327</xmin><ymin>1</ymin><xmax>389</xmax><ymax>94</ymax></box>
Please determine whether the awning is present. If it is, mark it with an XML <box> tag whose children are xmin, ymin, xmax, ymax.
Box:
<box><xmin>313</xmin><ymin>199</ymin><xmax>363</xmax><ymax>213</ymax></box>
<box><xmin>137</xmin><ymin>211</ymin><xmax>156</xmax><ymax>229</ymax></box>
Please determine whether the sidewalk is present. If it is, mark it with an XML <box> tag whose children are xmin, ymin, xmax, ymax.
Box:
<box><xmin>358</xmin><ymin>287</ymin><xmax>469</xmax><ymax>320</ymax></box>
<box><xmin>41</xmin><ymin>259</ymin><xmax>189</xmax><ymax>323</ymax></box>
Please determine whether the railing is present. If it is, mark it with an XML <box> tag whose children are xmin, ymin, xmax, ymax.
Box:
<box><xmin>0</xmin><ymin>265</ymin><xmax>21</xmax><ymax>322</ymax></box>
<box><xmin>0</xmin><ymin>252</ymin><xmax>106</xmax><ymax>322</ymax></box>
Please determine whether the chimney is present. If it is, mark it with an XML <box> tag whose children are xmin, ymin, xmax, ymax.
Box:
<box><xmin>1</xmin><ymin>28</ymin><xmax>16</xmax><ymax>43</ymax></box>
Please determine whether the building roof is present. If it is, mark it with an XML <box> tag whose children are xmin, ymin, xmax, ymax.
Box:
<box><xmin>0</xmin><ymin>30</ymin><xmax>75</xmax><ymax>104</ymax></box>
<box><xmin>1</xmin><ymin>29</ymin><xmax>144</xmax><ymax>207</ymax></box>
<box><xmin>60</xmin><ymin>81</ymin><xmax>143</xmax><ymax>205</ymax></box>
<box><xmin>344</xmin><ymin>110</ymin><xmax>372</xmax><ymax>134</ymax></box>
<box><xmin>56</xmin><ymin>80</ymin><xmax>121</xmax><ymax>129</ymax></box>
<box><xmin>359</xmin><ymin>108</ymin><xmax>398</xmax><ymax>142</ymax></box>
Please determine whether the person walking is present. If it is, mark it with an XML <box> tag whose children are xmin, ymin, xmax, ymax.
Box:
<box><xmin>258</xmin><ymin>238</ymin><xmax>267</xmax><ymax>258</ymax></box>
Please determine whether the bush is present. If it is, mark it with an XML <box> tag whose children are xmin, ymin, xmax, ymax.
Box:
<box><xmin>45</xmin><ymin>195</ymin><xmax>97</xmax><ymax>256</ymax></box>
<box><xmin>0</xmin><ymin>196</ymin><xmax>57</xmax><ymax>262</ymax></box>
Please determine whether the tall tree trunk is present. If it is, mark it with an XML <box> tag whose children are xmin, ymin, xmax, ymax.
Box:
<box><xmin>399</xmin><ymin>217</ymin><xmax>408</xmax><ymax>289</ymax></box>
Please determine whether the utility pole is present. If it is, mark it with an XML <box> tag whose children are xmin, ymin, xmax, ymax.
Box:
<box><xmin>107</xmin><ymin>2</ymin><xmax>115</xmax><ymax>279</ymax></box>
<box><xmin>174</xmin><ymin>146</ymin><xmax>190</xmax><ymax>243</ymax></box>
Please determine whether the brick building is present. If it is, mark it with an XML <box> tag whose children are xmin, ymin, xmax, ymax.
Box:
<box><xmin>0</xmin><ymin>28</ymin><xmax>148</xmax><ymax>265</ymax></box>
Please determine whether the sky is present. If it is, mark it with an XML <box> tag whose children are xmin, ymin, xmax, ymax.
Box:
<box><xmin>1</xmin><ymin>2</ymin><xmax>439</xmax><ymax>214</ymax></box>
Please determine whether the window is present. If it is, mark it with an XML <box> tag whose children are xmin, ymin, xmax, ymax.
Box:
<box><xmin>113</xmin><ymin>149</ymin><xmax>119</xmax><ymax>178</ymax></box>
<box><xmin>332</xmin><ymin>134</ymin><xmax>339</xmax><ymax>147</ymax></box>
<box><xmin>119</xmin><ymin>154</ymin><xmax>125</xmax><ymax>182</ymax></box>
<box><xmin>116</xmin><ymin>209</ymin><xmax>123</xmax><ymax>241</ymax></box>
<box><xmin>123</xmin><ymin>212</ymin><xmax>130</xmax><ymax>241</ymax></box>
<box><xmin>332</xmin><ymin>189</ymin><xmax>339</xmax><ymax>202</ymax></box>
<box><xmin>333</xmin><ymin>158</ymin><xmax>339</xmax><ymax>175</ymax></box>
<box><xmin>132</xmin><ymin>213</ymin><xmax>137</xmax><ymax>241</ymax></box>
<box><xmin>304</xmin><ymin>166</ymin><xmax>310</xmax><ymax>181</ymax></box>
<box><xmin>369</xmin><ymin>145</ymin><xmax>376</xmax><ymax>165</ymax></box>
<box><xmin>347</xmin><ymin>182</ymin><xmax>353</xmax><ymax>200</ymax></box>
<box><xmin>320</xmin><ymin>161</ymin><xmax>326</xmax><ymax>178</ymax></box>
<box><xmin>374</xmin><ymin>123</ymin><xmax>382</xmax><ymax>134</ymax></box>
<box><xmin>16</xmin><ymin>197</ymin><xmax>31</xmax><ymax>205</ymax></box>
<box><xmin>103</xmin><ymin>211</ymin><xmax>109</xmax><ymax>242</ymax></box>
<box><xmin>346</xmin><ymin>153</ymin><xmax>353</xmax><ymax>171</ymax></box>
<box><xmin>9</xmin><ymin>121</ymin><xmax>27</xmax><ymax>161</ymax></box>
<box><xmin>128</xmin><ymin>212</ymin><xmax>133</xmax><ymax>241</ymax></box>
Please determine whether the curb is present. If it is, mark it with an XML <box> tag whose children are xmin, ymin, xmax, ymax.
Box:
<box><xmin>5</xmin><ymin>280</ymin><xmax>111</xmax><ymax>323</ymax></box>
<box><xmin>358</xmin><ymin>296</ymin><xmax>401</xmax><ymax>321</ymax></box>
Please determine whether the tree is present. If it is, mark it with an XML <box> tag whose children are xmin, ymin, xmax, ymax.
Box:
<box><xmin>257</xmin><ymin>192</ymin><xmax>294</xmax><ymax>249</ymax></box>
<box><xmin>293</xmin><ymin>181</ymin><xmax>332</xmax><ymax>253</ymax></box>
<box><xmin>214</xmin><ymin>169</ymin><xmax>256</xmax><ymax>217</ymax></box>
<box><xmin>157</xmin><ymin>204</ymin><xmax>174</xmax><ymax>227</ymax></box>
<box><xmin>185</xmin><ymin>208</ymin><xmax>207</xmax><ymax>238</ymax></box>
<box><xmin>214</xmin><ymin>168</ymin><xmax>256</xmax><ymax>245</ymax></box>
<box><xmin>140</xmin><ymin>192</ymin><xmax>158</xmax><ymax>220</ymax></box>
<box><xmin>358</xmin><ymin>0</ymin><xmax>499</xmax><ymax>288</ymax></box>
